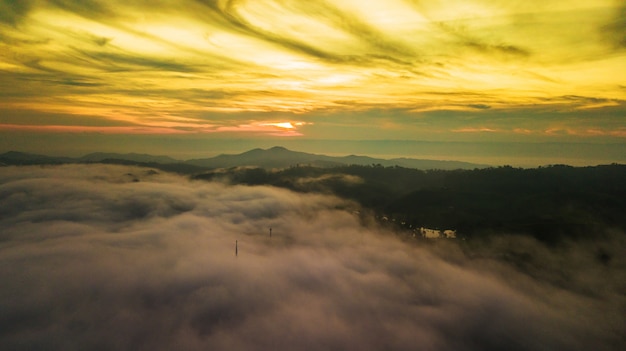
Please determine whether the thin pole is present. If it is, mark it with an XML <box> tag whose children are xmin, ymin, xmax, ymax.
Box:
<box><xmin>235</xmin><ymin>240</ymin><xmax>238</xmax><ymax>256</ymax></box>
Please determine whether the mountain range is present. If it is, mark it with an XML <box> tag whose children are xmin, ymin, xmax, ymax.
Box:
<box><xmin>0</xmin><ymin>146</ymin><xmax>489</xmax><ymax>171</ymax></box>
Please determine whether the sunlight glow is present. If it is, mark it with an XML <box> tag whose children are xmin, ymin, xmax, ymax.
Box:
<box><xmin>0</xmin><ymin>0</ymin><xmax>623</xmax><ymax>140</ymax></box>
<box><xmin>261</xmin><ymin>122</ymin><xmax>295</xmax><ymax>129</ymax></box>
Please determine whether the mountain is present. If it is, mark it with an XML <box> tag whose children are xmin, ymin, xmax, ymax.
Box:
<box><xmin>1</xmin><ymin>147</ymin><xmax>489</xmax><ymax>171</ymax></box>
<box><xmin>79</xmin><ymin>152</ymin><xmax>178</xmax><ymax>164</ymax></box>
<box><xmin>0</xmin><ymin>151</ymin><xmax>75</xmax><ymax>165</ymax></box>
<box><xmin>0</xmin><ymin>151</ymin><xmax>195</xmax><ymax>173</ymax></box>
<box><xmin>187</xmin><ymin>146</ymin><xmax>340</xmax><ymax>168</ymax></box>
<box><xmin>186</xmin><ymin>146</ymin><xmax>488</xmax><ymax>170</ymax></box>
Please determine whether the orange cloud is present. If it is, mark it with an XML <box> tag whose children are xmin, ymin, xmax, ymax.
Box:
<box><xmin>210</xmin><ymin>120</ymin><xmax>309</xmax><ymax>136</ymax></box>
<box><xmin>0</xmin><ymin>124</ymin><xmax>189</xmax><ymax>134</ymax></box>
<box><xmin>260</xmin><ymin>122</ymin><xmax>296</xmax><ymax>129</ymax></box>
<box><xmin>512</xmin><ymin>128</ymin><xmax>533</xmax><ymax>134</ymax></box>
<box><xmin>0</xmin><ymin>120</ymin><xmax>311</xmax><ymax>136</ymax></box>
<box><xmin>452</xmin><ymin>127</ymin><xmax>499</xmax><ymax>133</ymax></box>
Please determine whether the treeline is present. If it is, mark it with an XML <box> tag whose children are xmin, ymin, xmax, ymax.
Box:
<box><xmin>195</xmin><ymin>164</ymin><xmax>626</xmax><ymax>244</ymax></box>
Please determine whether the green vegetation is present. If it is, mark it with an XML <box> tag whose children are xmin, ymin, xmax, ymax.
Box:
<box><xmin>195</xmin><ymin>164</ymin><xmax>626</xmax><ymax>244</ymax></box>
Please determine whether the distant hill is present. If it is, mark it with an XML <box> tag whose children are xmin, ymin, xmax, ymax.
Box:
<box><xmin>0</xmin><ymin>151</ymin><xmax>75</xmax><ymax>165</ymax></box>
<box><xmin>1</xmin><ymin>146</ymin><xmax>488</xmax><ymax>171</ymax></box>
<box><xmin>96</xmin><ymin>158</ymin><xmax>209</xmax><ymax>174</ymax></box>
<box><xmin>79</xmin><ymin>152</ymin><xmax>178</xmax><ymax>164</ymax></box>
<box><xmin>186</xmin><ymin>146</ymin><xmax>488</xmax><ymax>170</ymax></box>
<box><xmin>186</xmin><ymin>146</ymin><xmax>341</xmax><ymax>169</ymax></box>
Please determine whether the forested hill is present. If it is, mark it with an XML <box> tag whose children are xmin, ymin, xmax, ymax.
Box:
<box><xmin>195</xmin><ymin>164</ymin><xmax>626</xmax><ymax>244</ymax></box>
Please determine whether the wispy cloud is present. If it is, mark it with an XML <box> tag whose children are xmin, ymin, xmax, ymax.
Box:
<box><xmin>0</xmin><ymin>0</ymin><xmax>624</xmax><ymax>141</ymax></box>
<box><xmin>0</xmin><ymin>120</ymin><xmax>310</xmax><ymax>137</ymax></box>
<box><xmin>452</xmin><ymin>127</ymin><xmax>499</xmax><ymax>133</ymax></box>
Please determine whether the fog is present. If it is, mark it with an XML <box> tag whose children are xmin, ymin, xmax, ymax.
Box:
<box><xmin>0</xmin><ymin>165</ymin><xmax>623</xmax><ymax>350</ymax></box>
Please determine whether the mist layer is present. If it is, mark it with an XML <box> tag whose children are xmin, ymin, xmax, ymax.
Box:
<box><xmin>0</xmin><ymin>165</ymin><xmax>623</xmax><ymax>350</ymax></box>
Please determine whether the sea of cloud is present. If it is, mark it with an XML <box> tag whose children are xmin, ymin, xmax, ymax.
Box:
<box><xmin>0</xmin><ymin>164</ymin><xmax>623</xmax><ymax>350</ymax></box>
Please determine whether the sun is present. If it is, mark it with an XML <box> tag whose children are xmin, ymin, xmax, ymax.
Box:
<box><xmin>261</xmin><ymin>122</ymin><xmax>295</xmax><ymax>129</ymax></box>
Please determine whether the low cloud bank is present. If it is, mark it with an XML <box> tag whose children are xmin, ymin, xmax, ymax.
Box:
<box><xmin>0</xmin><ymin>165</ymin><xmax>623</xmax><ymax>350</ymax></box>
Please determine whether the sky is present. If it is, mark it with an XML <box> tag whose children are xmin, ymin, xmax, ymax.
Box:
<box><xmin>0</xmin><ymin>0</ymin><xmax>625</xmax><ymax>164</ymax></box>
<box><xmin>1</xmin><ymin>164</ymin><xmax>624</xmax><ymax>350</ymax></box>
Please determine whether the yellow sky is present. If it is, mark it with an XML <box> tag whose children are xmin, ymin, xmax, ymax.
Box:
<box><xmin>0</xmin><ymin>0</ymin><xmax>625</xmax><ymax>141</ymax></box>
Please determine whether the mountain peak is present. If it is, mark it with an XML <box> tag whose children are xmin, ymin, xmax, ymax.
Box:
<box><xmin>267</xmin><ymin>146</ymin><xmax>288</xmax><ymax>152</ymax></box>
